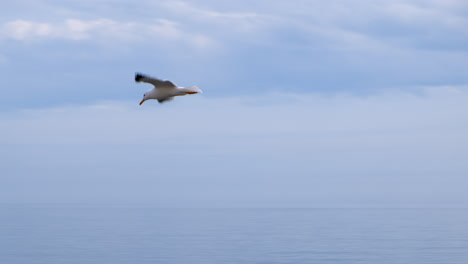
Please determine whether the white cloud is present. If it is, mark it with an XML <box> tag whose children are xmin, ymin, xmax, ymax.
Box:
<box><xmin>161</xmin><ymin>1</ymin><xmax>272</xmax><ymax>33</ymax></box>
<box><xmin>0</xmin><ymin>18</ymin><xmax>216</xmax><ymax>50</ymax></box>
<box><xmin>1</xmin><ymin>20</ymin><xmax>52</xmax><ymax>40</ymax></box>
<box><xmin>251</xmin><ymin>0</ymin><xmax>468</xmax><ymax>52</ymax></box>
<box><xmin>148</xmin><ymin>0</ymin><xmax>468</xmax><ymax>54</ymax></box>
<box><xmin>2</xmin><ymin>1</ymin><xmax>466</xmax><ymax>54</ymax></box>
<box><xmin>2</xmin><ymin>86</ymin><xmax>467</xmax><ymax>146</ymax></box>
<box><xmin>1</xmin><ymin>86</ymin><xmax>468</xmax><ymax>206</ymax></box>
<box><xmin>2</xmin><ymin>1</ymin><xmax>468</xmax><ymax>206</ymax></box>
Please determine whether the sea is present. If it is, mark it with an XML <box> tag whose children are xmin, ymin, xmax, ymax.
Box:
<box><xmin>1</xmin><ymin>205</ymin><xmax>467</xmax><ymax>264</ymax></box>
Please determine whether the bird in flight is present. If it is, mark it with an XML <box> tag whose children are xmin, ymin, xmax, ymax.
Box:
<box><xmin>135</xmin><ymin>73</ymin><xmax>202</xmax><ymax>105</ymax></box>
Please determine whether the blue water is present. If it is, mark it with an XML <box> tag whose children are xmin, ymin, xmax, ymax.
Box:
<box><xmin>1</xmin><ymin>206</ymin><xmax>467</xmax><ymax>264</ymax></box>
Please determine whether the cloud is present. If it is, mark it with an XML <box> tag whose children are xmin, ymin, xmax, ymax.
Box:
<box><xmin>3</xmin><ymin>1</ymin><xmax>467</xmax><ymax>52</ymax></box>
<box><xmin>2</xmin><ymin>86</ymin><xmax>467</xmax><ymax>144</ymax></box>
<box><xmin>1</xmin><ymin>1</ymin><xmax>468</xmax><ymax>207</ymax></box>
<box><xmin>217</xmin><ymin>0</ymin><xmax>468</xmax><ymax>52</ymax></box>
<box><xmin>1</xmin><ymin>86</ymin><xmax>468</xmax><ymax>206</ymax></box>
<box><xmin>161</xmin><ymin>1</ymin><xmax>273</xmax><ymax>34</ymax></box>
<box><xmin>2</xmin><ymin>0</ymin><xmax>468</xmax><ymax>111</ymax></box>
<box><xmin>0</xmin><ymin>18</ymin><xmax>216</xmax><ymax>50</ymax></box>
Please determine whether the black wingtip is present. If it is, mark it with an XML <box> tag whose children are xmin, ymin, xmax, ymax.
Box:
<box><xmin>135</xmin><ymin>73</ymin><xmax>144</xmax><ymax>82</ymax></box>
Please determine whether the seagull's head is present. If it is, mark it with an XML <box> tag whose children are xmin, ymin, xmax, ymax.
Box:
<box><xmin>139</xmin><ymin>93</ymin><xmax>148</xmax><ymax>105</ymax></box>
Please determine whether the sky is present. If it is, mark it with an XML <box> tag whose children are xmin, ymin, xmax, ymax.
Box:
<box><xmin>1</xmin><ymin>0</ymin><xmax>468</xmax><ymax>208</ymax></box>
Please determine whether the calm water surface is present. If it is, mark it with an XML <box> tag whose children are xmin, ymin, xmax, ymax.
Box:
<box><xmin>1</xmin><ymin>206</ymin><xmax>467</xmax><ymax>263</ymax></box>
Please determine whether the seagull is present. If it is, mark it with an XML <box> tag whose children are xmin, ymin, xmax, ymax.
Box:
<box><xmin>135</xmin><ymin>73</ymin><xmax>202</xmax><ymax>105</ymax></box>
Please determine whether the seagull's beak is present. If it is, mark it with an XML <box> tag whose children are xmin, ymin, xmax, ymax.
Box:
<box><xmin>139</xmin><ymin>99</ymin><xmax>146</xmax><ymax>105</ymax></box>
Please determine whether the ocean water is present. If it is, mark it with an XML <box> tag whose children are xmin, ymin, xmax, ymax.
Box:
<box><xmin>1</xmin><ymin>206</ymin><xmax>467</xmax><ymax>264</ymax></box>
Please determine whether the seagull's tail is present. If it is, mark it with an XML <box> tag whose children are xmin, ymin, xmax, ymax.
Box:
<box><xmin>182</xmin><ymin>85</ymin><xmax>202</xmax><ymax>95</ymax></box>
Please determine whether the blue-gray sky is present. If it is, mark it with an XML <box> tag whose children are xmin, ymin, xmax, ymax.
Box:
<box><xmin>1</xmin><ymin>0</ymin><xmax>468</xmax><ymax>207</ymax></box>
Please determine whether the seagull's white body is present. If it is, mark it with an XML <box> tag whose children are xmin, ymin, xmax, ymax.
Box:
<box><xmin>135</xmin><ymin>73</ymin><xmax>202</xmax><ymax>104</ymax></box>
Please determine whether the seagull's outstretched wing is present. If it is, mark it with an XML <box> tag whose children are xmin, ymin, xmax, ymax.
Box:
<box><xmin>135</xmin><ymin>73</ymin><xmax>177</xmax><ymax>88</ymax></box>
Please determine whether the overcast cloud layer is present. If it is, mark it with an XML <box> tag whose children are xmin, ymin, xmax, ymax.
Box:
<box><xmin>1</xmin><ymin>0</ymin><xmax>468</xmax><ymax>207</ymax></box>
